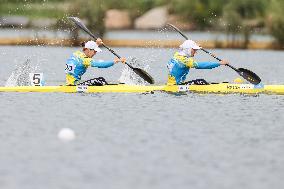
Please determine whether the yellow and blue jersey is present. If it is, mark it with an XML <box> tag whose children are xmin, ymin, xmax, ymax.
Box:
<box><xmin>65</xmin><ymin>51</ymin><xmax>114</xmax><ymax>85</ymax></box>
<box><xmin>167</xmin><ymin>52</ymin><xmax>220</xmax><ymax>85</ymax></box>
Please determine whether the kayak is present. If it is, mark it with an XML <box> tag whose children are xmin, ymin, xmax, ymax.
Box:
<box><xmin>1</xmin><ymin>83</ymin><xmax>284</xmax><ymax>95</ymax></box>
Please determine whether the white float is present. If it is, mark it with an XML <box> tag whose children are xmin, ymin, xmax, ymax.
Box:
<box><xmin>58</xmin><ymin>128</ymin><xmax>76</xmax><ymax>142</ymax></box>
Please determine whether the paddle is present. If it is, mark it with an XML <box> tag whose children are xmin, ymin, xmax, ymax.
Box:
<box><xmin>68</xmin><ymin>17</ymin><xmax>154</xmax><ymax>84</ymax></box>
<box><xmin>167</xmin><ymin>23</ymin><xmax>261</xmax><ymax>85</ymax></box>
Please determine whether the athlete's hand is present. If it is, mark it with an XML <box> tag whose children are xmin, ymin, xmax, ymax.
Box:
<box><xmin>114</xmin><ymin>57</ymin><xmax>120</xmax><ymax>63</ymax></box>
<box><xmin>114</xmin><ymin>57</ymin><xmax>126</xmax><ymax>64</ymax></box>
<box><xmin>220</xmin><ymin>60</ymin><xmax>229</xmax><ymax>65</ymax></box>
<box><xmin>96</xmin><ymin>38</ymin><xmax>103</xmax><ymax>46</ymax></box>
<box><xmin>120</xmin><ymin>57</ymin><xmax>126</xmax><ymax>64</ymax></box>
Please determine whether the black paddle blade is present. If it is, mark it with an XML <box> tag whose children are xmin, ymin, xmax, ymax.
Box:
<box><xmin>133</xmin><ymin>68</ymin><xmax>155</xmax><ymax>84</ymax></box>
<box><xmin>238</xmin><ymin>68</ymin><xmax>261</xmax><ymax>85</ymax></box>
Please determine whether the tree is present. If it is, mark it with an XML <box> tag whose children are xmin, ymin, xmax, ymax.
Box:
<box><xmin>223</xmin><ymin>0</ymin><xmax>268</xmax><ymax>48</ymax></box>
<box><xmin>68</xmin><ymin>0</ymin><xmax>107</xmax><ymax>37</ymax></box>
<box><xmin>169</xmin><ymin>0</ymin><xmax>228</xmax><ymax>29</ymax></box>
<box><xmin>267</xmin><ymin>0</ymin><xmax>284</xmax><ymax>48</ymax></box>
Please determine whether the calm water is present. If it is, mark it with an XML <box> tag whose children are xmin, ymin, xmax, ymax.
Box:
<box><xmin>0</xmin><ymin>46</ymin><xmax>284</xmax><ymax>189</ymax></box>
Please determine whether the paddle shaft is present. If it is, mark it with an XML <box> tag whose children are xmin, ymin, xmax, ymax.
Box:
<box><xmin>68</xmin><ymin>17</ymin><xmax>155</xmax><ymax>84</ymax></box>
<box><xmin>100</xmin><ymin>44</ymin><xmax>134</xmax><ymax>69</ymax></box>
<box><xmin>201</xmin><ymin>48</ymin><xmax>239</xmax><ymax>71</ymax></box>
<box><xmin>71</xmin><ymin>19</ymin><xmax>134</xmax><ymax>69</ymax></box>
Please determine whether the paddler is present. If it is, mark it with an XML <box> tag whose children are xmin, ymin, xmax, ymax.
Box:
<box><xmin>167</xmin><ymin>40</ymin><xmax>229</xmax><ymax>85</ymax></box>
<box><xmin>65</xmin><ymin>38</ymin><xmax>126</xmax><ymax>86</ymax></box>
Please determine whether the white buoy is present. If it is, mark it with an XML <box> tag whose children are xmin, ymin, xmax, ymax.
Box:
<box><xmin>58</xmin><ymin>128</ymin><xmax>76</xmax><ymax>142</ymax></box>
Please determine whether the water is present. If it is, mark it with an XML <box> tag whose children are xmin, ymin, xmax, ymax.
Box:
<box><xmin>0</xmin><ymin>46</ymin><xmax>284</xmax><ymax>189</ymax></box>
<box><xmin>0</xmin><ymin>28</ymin><xmax>70</xmax><ymax>39</ymax></box>
<box><xmin>0</xmin><ymin>29</ymin><xmax>274</xmax><ymax>42</ymax></box>
<box><xmin>105</xmin><ymin>30</ymin><xmax>274</xmax><ymax>42</ymax></box>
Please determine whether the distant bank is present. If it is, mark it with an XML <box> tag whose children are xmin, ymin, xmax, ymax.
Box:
<box><xmin>0</xmin><ymin>28</ymin><xmax>281</xmax><ymax>50</ymax></box>
<box><xmin>0</xmin><ymin>38</ymin><xmax>280</xmax><ymax>50</ymax></box>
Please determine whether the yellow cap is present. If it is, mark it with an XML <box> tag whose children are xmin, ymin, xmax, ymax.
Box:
<box><xmin>234</xmin><ymin>78</ymin><xmax>243</xmax><ymax>83</ymax></box>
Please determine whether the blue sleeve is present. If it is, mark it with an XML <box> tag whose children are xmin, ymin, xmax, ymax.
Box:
<box><xmin>195</xmin><ymin>62</ymin><xmax>220</xmax><ymax>69</ymax></box>
<box><xmin>91</xmin><ymin>60</ymin><xmax>114</xmax><ymax>68</ymax></box>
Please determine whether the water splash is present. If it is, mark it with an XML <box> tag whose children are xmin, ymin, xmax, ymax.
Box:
<box><xmin>5</xmin><ymin>59</ymin><xmax>36</xmax><ymax>86</ymax></box>
<box><xmin>118</xmin><ymin>57</ymin><xmax>150</xmax><ymax>85</ymax></box>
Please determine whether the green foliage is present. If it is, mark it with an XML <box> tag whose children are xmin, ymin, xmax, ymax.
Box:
<box><xmin>0</xmin><ymin>0</ymin><xmax>283</xmax><ymax>47</ymax></box>
<box><xmin>225</xmin><ymin>0</ymin><xmax>267</xmax><ymax>19</ymax></box>
<box><xmin>66</xmin><ymin>0</ymin><xmax>168</xmax><ymax>35</ymax></box>
<box><xmin>169</xmin><ymin>0</ymin><xmax>228</xmax><ymax>29</ymax></box>
<box><xmin>68</xmin><ymin>0</ymin><xmax>107</xmax><ymax>36</ymax></box>
<box><xmin>267</xmin><ymin>0</ymin><xmax>284</xmax><ymax>47</ymax></box>
<box><xmin>0</xmin><ymin>1</ymin><xmax>66</xmax><ymax>18</ymax></box>
<box><xmin>0</xmin><ymin>0</ymin><xmax>66</xmax><ymax>2</ymax></box>
<box><xmin>223</xmin><ymin>0</ymin><xmax>268</xmax><ymax>48</ymax></box>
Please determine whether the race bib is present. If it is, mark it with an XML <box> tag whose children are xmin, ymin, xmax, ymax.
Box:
<box><xmin>65</xmin><ymin>63</ymin><xmax>76</xmax><ymax>74</ymax></box>
<box><xmin>167</xmin><ymin>62</ymin><xmax>174</xmax><ymax>73</ymax></box>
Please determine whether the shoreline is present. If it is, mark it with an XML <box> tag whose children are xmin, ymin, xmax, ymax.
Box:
<box><xmin>0</xmin><ymin>38</ymin><xmax>281</xmax><ymax>50</ymax></box>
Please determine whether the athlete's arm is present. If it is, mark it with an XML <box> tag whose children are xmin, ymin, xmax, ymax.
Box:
<box><xmin>195</xmin><ymin>62</ymin><xmax>221</xmax><ymax>69</ymax></box>
<box><xmin>91</xmin><ymin>60</ymin><xmax>114</xmax><ymax>68</ymax></box>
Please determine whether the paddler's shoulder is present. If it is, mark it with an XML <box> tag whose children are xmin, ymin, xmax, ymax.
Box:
<box><xmin>73</xmin><ymin>50</ymin><xmax>87</xmax><ymax>58</ymax></box>
<box><xmin>173</xmin><ymin>52</ymin><xmax>194</xmax><ymax>61</ymax></box>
